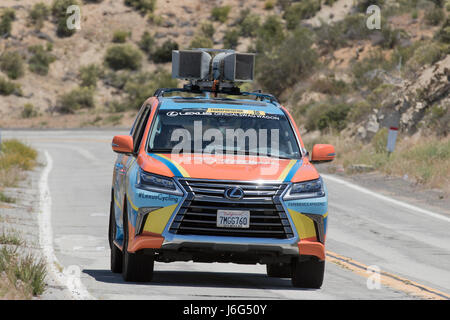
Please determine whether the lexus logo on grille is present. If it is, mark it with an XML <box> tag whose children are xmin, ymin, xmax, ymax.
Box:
<box><xmin>224</xmin><ymin>187</ymin><xmax>244</xmax><ymax>200</ymax></box>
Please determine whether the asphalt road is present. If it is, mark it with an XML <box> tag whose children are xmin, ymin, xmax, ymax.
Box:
<box><xmin>2</xmin><ymin>130</ymin><xmax>450</xmax><ymax>300</ymax></box>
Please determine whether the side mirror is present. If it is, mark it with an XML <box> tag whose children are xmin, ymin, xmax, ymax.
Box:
<box><xmin>112</xmin><ymin>135</ymin><xmax>134</xmax><ymax>154</ymax></box>
<box><xmin>310</xmin><ymin>144</ymin><xmax>336</xmax><ymax>163</ymax></box>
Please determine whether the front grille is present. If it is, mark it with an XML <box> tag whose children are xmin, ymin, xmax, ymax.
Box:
<box><xmin>169</xmin><ymin>179</ymin><xmax>294</xmax><ymax>239</ymax></box>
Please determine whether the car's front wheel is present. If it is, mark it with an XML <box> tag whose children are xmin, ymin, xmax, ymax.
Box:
<box><xmin>291</xmin><ymin>257</ymin><xmax>325</xmax><ymax>289</ymax></box>
<box><xmin>122</xmin><ymin>206</ymin><xmax>154</xmax><ymax>282</ymax></box>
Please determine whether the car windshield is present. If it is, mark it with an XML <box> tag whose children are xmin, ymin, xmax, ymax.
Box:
<box><xmin>147</xmin><ymin>107</ymin><xmax>301</xmax><ymax>159</ymax></box>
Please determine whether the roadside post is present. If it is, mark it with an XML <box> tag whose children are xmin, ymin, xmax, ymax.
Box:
<box><xmin>386</xmin><ymin>126</ymin><xmax>398</xmax><ymax>156</ymax></box>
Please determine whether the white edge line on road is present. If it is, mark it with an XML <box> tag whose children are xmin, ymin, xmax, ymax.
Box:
<box><xmin>39</xmin><ymin>151</ymin><xmax>94</xmax><ymax>300</ymax></box>
<box><xmin>322</xmin><ymin>173</ymin><xmax>450</xmax><ymax>223</ymax></box>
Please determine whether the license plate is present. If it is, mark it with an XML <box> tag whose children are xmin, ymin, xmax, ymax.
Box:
<box><xmin>217</xmin><ymin>210</ymin><xmax>250</xmax><ymax>228</ymax></box>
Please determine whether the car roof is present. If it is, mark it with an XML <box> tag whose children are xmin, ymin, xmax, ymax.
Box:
<box><xmin>158</xmin><ymin>96</ymin><xmax>285</xmax><ymax>115</ymax></box>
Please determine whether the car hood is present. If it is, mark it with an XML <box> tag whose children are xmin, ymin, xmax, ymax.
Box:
<box><xmin>137</xmin><ymin>153</ymin><xmax>319</xmax><ymax>183</ymax></box>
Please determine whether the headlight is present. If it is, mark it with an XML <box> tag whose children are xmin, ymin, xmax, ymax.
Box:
<box><xmin>284</xmin><ymin>177</ymin><xmax>325</xmax><ymax>200</ymax></box>
<box><xmin>136</xmin><ymin>169</ymin><xmax>182</xmax><ymax>195</ymax></box>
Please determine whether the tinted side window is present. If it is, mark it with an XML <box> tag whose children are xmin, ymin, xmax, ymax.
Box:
<box><xmin>132</xmin><ymin>105</ymin><xmax>151</xmax><ymax>154</ymax></box>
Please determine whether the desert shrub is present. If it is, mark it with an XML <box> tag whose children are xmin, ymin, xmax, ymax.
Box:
<box><xmin>223</xmin><ymin>28</ymin><xmax>240</xmax><ymax>49</ymax></box>
<box><xmin>121</xmin><ymin>69</ymin><xmax>178</xmax><ymax>109</ymax></box>
<box><xmin>22</xmin><ymin>104</ymin><xmax>38</xmax><ymax>118</ymax></box>
<box><xmin>254</xmin><ymin>15</ymin><xmax>285</xmax><ymax>52</ymax></box>
<box><xmin>346</xmin><ymin>100</ymin><xmax>373</xmax><ymax>123</ymax></box>
<box><xmin>211</xmin><ymin>6</ymin><xmax>231</xmax><ymax>23</ymax></box>
<box><xmin>200</xmin><ymin>22</ymin><xmax>214</xmax><ymax>39</ymax></box>
<box><xmin>0</xmin><ymin>51</ymin><xmax>25</xmax><ymax>80</ymax></box>
<box><xmin>264</xmin><ymin>0</ymin><xmax>275</xmax><ymax>10</ymax></box>
<box><xmin>0</xmin><ymin>76</ymin><xmax>20</xmax><ymax>96</ymax></box>
<box><xmin>256</xmin><ymin>27</ymin><xmax>317</xmax><ymax>96</ymax></box>
<box><xmin>189</xmin><ymin>36</ymin><xmax>213</xmax><ymax>49</ymax></box>
<box><xmin>435</xmin><ymin>18</ymin><xmax>450</xmax><ymax>43</ymax></box>
<box><xmin>425</xmin><ymin>104</ymin><xmax>449</xmax><ymax>136</ymax></box>
<box><xmin>407</xmin><ymin>42</ymin><xmax>448</xmax><ymax>70</ymax></box>
<box><xmin>352</xmin><ymin>50</ymin><xmax>392</xmax><ymax>89</ymax></box>
<box><xmin>58</xmin><ymin>86</ymin><xmax>95</xmax><ymax>113</ymax></box>
<box><xmin>371</xmin><ymin>127</ymin><xmax>388</xmax><ymax>153</ymax></box>
<box><xmin>104</xmin><ymin>44</ymin><xmax>142</xmax><ymax>70</ymax></box>
<box><xmin>28</xmin><ymin>3</ymin><xmax>50</xmax><ymax>30</ymax></box>
<box><xmin>28</xmin><ymin>45</ymin><xmax>56</xmax><ymax>75</ymax></box>
<box><xmin>305</xmin><ymin>102</ymin><xmax>352</xmax><ymax>131</ymax></box>
<box><xmin>151</xmin><ymin>40</ymin><xmax>178</xmax><ymax>63</ymax></box>
<box><xmin>310</xmin><ymin>77</ymin><xmax>349</xmax><ymax>95</ymax></box>
<box><xmin>240</xmin><ymin>14</ymin><xmax>260</xmax><ymax>37</ymax></box>
<box><xmin>138</xmin><ymin>31</ymin><xmax>155</xmax><ymax>54</ymax></box>
<box><xmin>52</xmin><ymin>0</ymin><xmax>79</xmax><ymax>37</ymax></box>
<box><xmin>124</xmin><ymin>0</ymin><xmax>156</xmax><ymax>15</ymax></box>
<box><xmin>112</xmin><ymin>30</ymin><xmax>130</xmax><ymax>43</ymax></box>
<box><xmin>79</xmin><ymin>64</ymin><xmax>103</xmax><ymax>87</ymax></box>
<box><xmin>425</xmin><ymin>6</ymin><xmax>445</xmax><ymax>26</ymax></box>
<box><xmin>355</xmin><ymin>0</ymin><xmax>385</xmax><ymax>12</ymax></box>
<box><xmin>0</xmin><ymin>8</ymin><xmax>15</xmax><ymax>37</ymax></box>
<box><xmin>283</xmin><ymin>0</ymin><xmax>321</xmax><ymax>30</ymax></box>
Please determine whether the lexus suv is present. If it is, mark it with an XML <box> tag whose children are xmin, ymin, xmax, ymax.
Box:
<box><xmin>109</xmin><ymin>88</ymin><xmax>335</xmax><ymax>288</ymax></box>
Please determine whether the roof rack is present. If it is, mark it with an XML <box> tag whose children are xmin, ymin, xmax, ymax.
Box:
<box><xmin>154</xmin><ymin>86</ymin><xmax>279</xmax><ymax>105</ymax></box>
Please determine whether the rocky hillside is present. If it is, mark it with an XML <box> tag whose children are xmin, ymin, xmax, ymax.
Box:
<box><xmin>0</xmin><ymin>0</ymin><xmax>449</xmax><ymax>138</ymax></box>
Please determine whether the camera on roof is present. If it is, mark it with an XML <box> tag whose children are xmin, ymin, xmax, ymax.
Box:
<box><xmin>171</xmin><ymin>49</ymin><xmax>255</xmax><ymax>83</ymax></box>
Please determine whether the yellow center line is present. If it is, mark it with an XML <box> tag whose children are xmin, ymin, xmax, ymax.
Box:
<box><xmin>326</xmin><ymin>250</ymin><xmax>450</xmax><ymax>300</ymax></box>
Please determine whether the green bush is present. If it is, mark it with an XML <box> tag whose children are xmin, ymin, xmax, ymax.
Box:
<box><xmin>0</xmin><ymin>76</ymin><xmax>20</xmax><ymax>96</ymax></box>
<box><xmin>52</xmin><ymin>0</ymin><xmax>79</xmax><ymax>37</ymax></box>
<box><xmin>371</xmin><ymin>128</ymin><xmax>388</xmax><ymax>153</ymax></box>
<box><xmin>408</xmin><ymin>42</ymin><xmax>448</xmax><ymax>70</ymax></box>
<box><xmin>0</xmin><ymin>51</ymin><xmax>25</xmax><ymax>80</ymax></box>
<box><xmin>189</xmin><ymin>36</ymin><xmax>213</xmax><ymax>49</ymax></box>
<box><xmin>256</xmin><ymin>27</ymin><xmax>317</xmax><ymax>96</ymax></box>
<box><xmin>22</xmin><ymin>104</ymin><xmax>38</xmax><ymax>119</ymax></box>
<box><xmin>124</xmin><ymin>0</ymin><xmax>156</xmax><ymax>15</ymax></box>
<box><xmin>255</xmin><ymin>15</ymin><xmax>285</xmax><ymax>52</ymax></box>
<box><xmin>200</xmin><ymin>22</ymin><xmax>214</xmax><ymax>39</ymax></box>
<box><xmin>355</xmin><ymin>0</ymin><xmax>385</xmax><ymax>12</ymax></box>
<box><xmin>104</xmin><ymin>44</ymin><xmax>142</xmax><ymax>70</ymax></box>
<box><xmin>79</xmin><ymin>64</ymin><xmax>103</xmax><ymax>87</ymax></box>
<box><xmin>346</xmin><ymin>100</ymin><xmax>373</xmax><ymax>123</ymax></box>
<box><xmin>28</xmin><ymin>3</ymin><xmax>50</xmax><ymax>30</ymax></box>
<box><xmin>305</xmin><ymin>102</ymin><xmax>351</xmax><ymax>131</ymax></box>
<box><xmin>120</xmin><ymin>69</ymin><xmax>178</xmax><ymax>109</ymax></box>
<box><xmin>436</xmin><ymin>18</ymin><xmax>450</xmax><ymax>43</ymax></box>
<box><xmin>58</xmin><ymin>86</ymin><xmax>95</xmax><ymax>113</ymax></box>
<box><xmin>283</xmin><ymin>0</ymin><xmax>321</xmax><ymax>30</ymax></box>
<box><xmin>138</xmin><ymin>31</ymin><xmax>155</xmax><ymax>54</ymax></box>
<box><xmin>223</xmin><ymin>29</ymin><xmax>240</xmax><ymax>49</ymax></box>
<box><xmin>425</xmin><ymin>7</ymin><xmax>445</xmax><ymax>26</ymax></box>
<box><xmin>352</xmin><ymin>50</ymin><xmax>392</xmax><ymax>89</ymax></box>
<box><xmin>112</xmin><ymin>30</ymin><xmax>130</xmax><ymax>43</ymax></box>
<box><xmin>211</xmin><ymin>6</ymin><xmax>231</xmax><ymax>23</ymax></box>
<box><xmin>28</xmin><ymin>45</ymin><xmax>56</xmax><ymax>75</ymax></box>
<box><xmin>0</xmin><ymin>8</ymin><xmax>15</xmax><ymax>37</ymax></box>
<box><xmin>240</xmin><ymin>14</ymin><xmax>260</xmax><ymax>38</ymax></box>
<box><xmin>264</xmin><ymin>0</ymin><xmax>275</xmax><ymax>10</ymax></box>
<box><xmin>310</xmin><ymin>77</ymin><xmax>349</xmax><ymax>95</ymax></box>
<box><xmin>151</xmin><ymin>40</ymin><xmax>178</xmax><ymax>63</ymax></box>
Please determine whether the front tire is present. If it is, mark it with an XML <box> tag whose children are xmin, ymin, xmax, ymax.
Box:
<box><xmin>122</xmin><ymin>207</ymin><xmax>154</xmax><ymax>282</ymax></box>
<box><xmin>291</xmin><ymin>257</ymin><xmax>325</xmax><ymax>289</ymax></box>
<box><xmin>266</xmin><ymin>263</ymin><xmax>291</xmax><ymax>278</ymax></box>
<box><xmin>109</xmin><ymin>199</ymin><xmax>122</xmax><ymax>273</ymax></box>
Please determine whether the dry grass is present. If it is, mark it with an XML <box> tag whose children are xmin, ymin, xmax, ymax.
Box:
<box><xmin>0</xmin><ymin>139</ymin><xmax>37</xmax><ymax>191</ymax></box>
<box><xmin>304</xmin><ymin>133</ymin><xmax>450</xmax><ymax>193</ymax></box>
<box><xmin>0</xmin><ymin>246</ymin><xmax>46</xmax><ymax>299</ymax></box>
